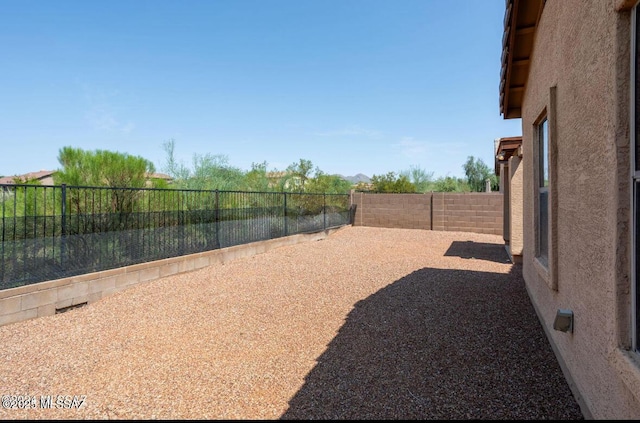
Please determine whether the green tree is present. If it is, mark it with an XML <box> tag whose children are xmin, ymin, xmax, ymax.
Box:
<box><xmin>463</xmin><ymin>156</ymin><xmax>498</xmax><ymax>192</ymax></box>
<box><xmin>370</xmin><ymin>172</ymin><xmax>416</xmax><ymax>193</ymax></box>
<box><xmin>53</xmin><ymin>147</ymin><xmax>156</xmax><ymax>223</ymax></box>
<box><xmin>400</xmin><ymin>165</ymin><xmax>434</xmax><ymax>193</ymax></box>
<box><xmin>305</xmin><ymin>171</ymin><xmax>352</xmax><ymax>194</ymax></box>
<box><xmin>161</xmin><ymin>140</ymin><xmax>244</xmax><ymax>191</ymax></box>
<box><xmin>353</xmin><ymin>181</ymin><xmax>372</xmax><ymax>192</ymax></box>
<box><xmin>0</xmin><ymin>179</ymin><xmax>57</xmax><ymax>218</ymax></box>
<box><xmin>162</xmin><ymin>138</ymin><xmax>190</xmax><ymax>181</ymax></box>
<box><xmin>54</xmin><ymin>146</ymin><xmax>155</xmax><ymax>188</ymax></box>
<box><xmin>189</xmin><ymin>153</ymin><xmax>244</xmax><ymax>191</ymax></box>
<box><xmin>432</xmin><ymin>176</ymin><xmax>471</xmax><ymax>192</ymax></box>
<box><xmin>243</xmin><ymin>161</ymin><xmax>271</xmax><ymax>192</ymax></box>
<box><xmin>284</xmin><ymin>158</ymin><xmax>315</xmax><ymax>191</ymax></box>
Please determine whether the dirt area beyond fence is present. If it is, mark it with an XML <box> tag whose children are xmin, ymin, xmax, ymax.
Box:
<box><xmin>0</xmin><ymin>226</ymin><xmax>583</xmax><ymax>420</ymax></box>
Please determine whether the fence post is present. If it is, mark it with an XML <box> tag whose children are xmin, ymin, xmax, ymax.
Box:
<box><xmin>178</xmin><ymin>191</ymin><xmax>184</xmax><ymax>253</ymax></box>
<box><xmin>60</xmin><ymin>184</ymin><xmax>67</xmax><ymax>269</ymax></box>
<box><xmin>215</xmin><ymin>189</ymin><xmax>220</xmax><ymax>249</ymax></box>
<box><xmin>61</xmin><ymin>184</ymin><xmax>67</xmax><ymax>237</ymax></box>
<box><xmin>323</xmin><ymin>193</ymin><xmax>326</xmax><ymax>230</ymax></box>
<box><xmin>283</xmin><ymin>192</ymin><xmax>288</xmax><ymax>236</ymax></box>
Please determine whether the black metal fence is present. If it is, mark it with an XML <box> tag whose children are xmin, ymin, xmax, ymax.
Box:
<box><xmin>0</xmin><ymin>184</ymin><xmax>352</xmax><ymax>290</ymax></box>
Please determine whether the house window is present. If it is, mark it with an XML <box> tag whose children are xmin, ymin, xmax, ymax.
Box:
<box><xmin>537</xmin><ymin>118</ymin><xmax>549</xmax><ymax>265</ymax></box>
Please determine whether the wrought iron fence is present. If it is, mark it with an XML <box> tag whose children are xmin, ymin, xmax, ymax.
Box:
<box><xmin>0</xmin><ymin>184</ymin><xmax>352</xmax><ymax>290</ymax></box>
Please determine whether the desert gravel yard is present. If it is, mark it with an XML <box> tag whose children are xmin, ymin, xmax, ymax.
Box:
<box><xmin>0</xmin><ymin>226</ymin><xmax>583</xmax><ymax>420</ymax></box>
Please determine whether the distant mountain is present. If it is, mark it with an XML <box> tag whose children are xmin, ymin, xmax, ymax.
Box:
<box><xmin>338</xmin><ymin>173</ymin><xmax>371</xmax><ymax>184</ymax></box>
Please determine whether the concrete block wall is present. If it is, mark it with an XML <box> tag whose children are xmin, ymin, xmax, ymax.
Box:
<box><xmin>352</xmin><ymin>193</ymin><xmax>431</xmax><ymax>230</ymax></box>
<box><xmin>0</xmin><ymin>228</ymin><xmax>342</xmax><ymax>328</ymax></box>
<box><xmin>351</xmin><ymin>191</ymin><xmax>503</xmax><ymax>236</ymax></box>
<box><xmin>432</xmin><ymin>192</ymin><xmax>503</xmax><ymax>235</ymax></box>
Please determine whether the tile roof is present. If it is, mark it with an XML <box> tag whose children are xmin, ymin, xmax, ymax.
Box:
<box><xmin>0</xmin><ymin>170</ymin><xmax>55</xmax><ymax>185</ymax></box>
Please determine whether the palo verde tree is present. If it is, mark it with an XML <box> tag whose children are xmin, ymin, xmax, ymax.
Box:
<box><xmin>162</xmin><ymin>138</ymin><xmax>191</xmax><ymax>182</ymax></box>
<box><xmin>161</xmin><ymin>139</ymin><xmax>244</xmax><ymax>191</ymax></box>
<box><xmin>189</xmin><ymin>153</ymin><xmax>244</xmax><ymax>191</ymax></box>
<box><xmin>370</xmin><ymin>172</ymin><xmax>416</xmax><ymax>193</ymax></box>
<box><xmin>54</xmin><ymin>146</ymin><xmax>156</xmax><ymax>220</ymax></box>
<box><xmin>432</xmin><ymin>175</ymin><xmax>470</xmax><ymax>192</ymax></box>
<box><xmin>54</xmin><ymin>146</ymin><xmax>155</xmax><ymax>188</ymax></box>
<box><xmin>53</xmin><ymin>147</ymin><xmax>158</xmax><ymax>266</ymax></box>
<box><xmin>400</xmin><ymin>165</ymin><xmax>434</xmax><ymax>193</ymax></box>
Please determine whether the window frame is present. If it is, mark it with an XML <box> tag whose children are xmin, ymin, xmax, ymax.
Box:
<box><xmin>535</xmin><ymin>114</ymin><xmax>550</xmax><ymax>267</ymax></box>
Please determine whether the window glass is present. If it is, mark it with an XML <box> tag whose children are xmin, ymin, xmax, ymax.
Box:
<box><xmin>539</xmin><ymin>189</ymin><xmax>549</xmax><ymax>263</ymax></box>
<box><xmin>538</xmin><ymin>118</ymin><xmax>549</xmax><ymax>264</ymax></box>
<box><xmin>540</xmin><ymin>119</ymin><xmax>549</xmax><ymax>187</ymax></box>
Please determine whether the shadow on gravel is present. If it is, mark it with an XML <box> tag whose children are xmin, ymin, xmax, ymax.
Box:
<box><xmin>444</xmin><ymin>240</ymin><xmax>513</xmax><ymax>264</ymax></box>
<box><xmin>280</xmin><ymin>263</ymin><xmax>583</xmax><ymax>420</ymax></box>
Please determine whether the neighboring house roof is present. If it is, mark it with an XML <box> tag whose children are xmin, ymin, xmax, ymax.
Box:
<box><xmin>266</xmin><ymin>171</ymin><xmax>303</xmax><ymax>190</ymax></box>
<box><xmin>494</xmin><ymin>136</ymin><xmax>523</xmax><ymax>175</ymax></box>
<box><xmin>266</xmin><ymin>171</ymin><xmax>288</xmax><ymax>179</ymax></box>
<box><xmin>145</xmin><ymin>172</ymin><xmax>173</xmax><ymax>182</ymax></box>
<box><xmin>500</xmin><ymin>0</ymin><xmax>544</xmax><ymax>119</ymax></box>
<box><xmin>354</xmin><ymin>182</ymin><xmax>374</xmax><ymax>191</ymax></box>
<box><xmin>0</xmin><ymin>170</ymin><xmax>174</xmax><ymax>186</ymax></box>
<box><xmin>0</xmin><ymin>170</ymin><xmax>55</xmax><ymax>185</ymax></box>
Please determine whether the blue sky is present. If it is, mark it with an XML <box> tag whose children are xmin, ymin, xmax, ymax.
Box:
<box><xmin>0</xmin><ymin>0</ymin><xmax>522</xmax><ymax>180</ymax></box>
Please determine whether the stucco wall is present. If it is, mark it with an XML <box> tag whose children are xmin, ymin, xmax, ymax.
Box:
<box><xmin>501</xmin><ymin>163</ymin><xmax>511</xmax><ymax>244</ymax></box>
<box><xmin>518</xmin><ymin>0</ymin><xmax>640</xmax><ymax>418</ymax></box>
<box><xmin>509</xmin><ymin>155</ymin><xmax>523</xmax><ymax>262</ymax></box>
<box><xmin>351</xmin><ymin>192</ymin><xmax>503</xmax><ymax>236</ymax></box>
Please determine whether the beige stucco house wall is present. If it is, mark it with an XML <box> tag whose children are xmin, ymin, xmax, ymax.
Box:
<box><xmin>495</xmin><ymin>137</ymin><xmax>523</xmax><ymax>263</ymax></box>
<box><xmin>500</xmin><ymin>0</ymin><xmax>640</xmax><ymax>419</ymax></box>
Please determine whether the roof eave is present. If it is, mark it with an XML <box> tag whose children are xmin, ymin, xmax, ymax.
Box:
<box><xmin>499</xmin><ymin>0</ymin><xmax>544</xmax><ymax>119</ymax></box>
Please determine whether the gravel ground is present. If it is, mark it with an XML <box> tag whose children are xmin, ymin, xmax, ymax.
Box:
<box><xmin>0</xmin><ymin>226</ymin><xmax>583</xmax><ymax>420</ymax></box>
